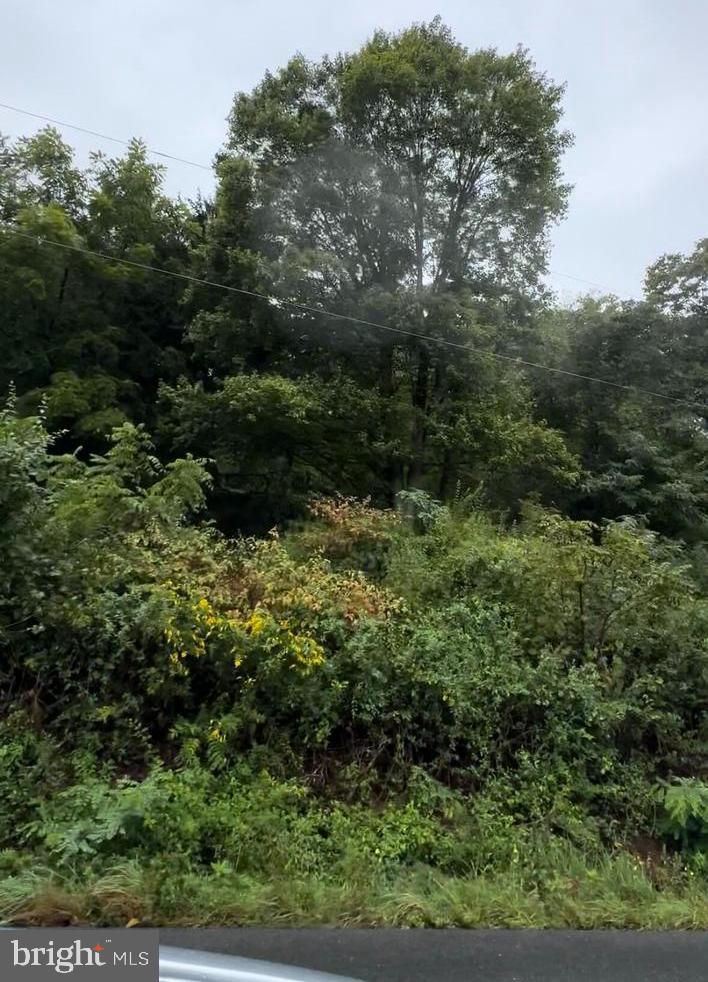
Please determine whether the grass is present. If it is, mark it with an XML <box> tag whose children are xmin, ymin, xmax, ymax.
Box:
<box><xmin>2</xmin><ymin>855</ymin><xmax>707</xmax><ymax>929</ymax></box>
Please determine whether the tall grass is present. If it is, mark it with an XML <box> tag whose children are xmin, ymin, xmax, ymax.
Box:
<box><xmin>2</xmin><ymin>855</ymin><xmax>706</xmax><ymax>929</ymax></box>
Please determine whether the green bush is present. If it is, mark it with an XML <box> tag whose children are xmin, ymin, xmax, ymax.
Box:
<box><xmin>1</xmin><ymin>406</ymin><xmax>706</xmax><ymax>925</ymax></box>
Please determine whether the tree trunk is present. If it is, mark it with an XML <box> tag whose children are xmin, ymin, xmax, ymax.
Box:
<box><xmin>46</xmin><ymin>266</ymin><xmax>70</xmax><ymax>340</ymax></box>
<box><xmin>378</xmin><ymin>342</ymin><xmax>394</xmax><ymax>399</ymax></box>
<box><xmin>409</xmin><ymin>164</ymin><xmax>428</xmax><ymax>487</ymax></box>
<box><xmin>409</xmin><ymin>343</ymin><xmax>430</xmax><ymax>487</ymax></box>
<box><xmin>438</xmin><ymin>446</ymin><xmax>453</xmax><ymax>500</ymax></box>
<box><xmin>379</xmin><ymin>342</ymin><xmax>403</xmax><ymax>503</ymax></box>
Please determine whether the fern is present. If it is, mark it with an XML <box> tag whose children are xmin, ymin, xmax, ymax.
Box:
<box><xmin>658</xmin><ymin>778</ymin><xmax>708</xmax><ymax>854</ymax></box>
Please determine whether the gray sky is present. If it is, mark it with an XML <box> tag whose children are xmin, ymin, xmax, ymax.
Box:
<box><xmin>2</xmin><ymin>0</ymin><xmax>707</xmax><ymax>300</ymax></box>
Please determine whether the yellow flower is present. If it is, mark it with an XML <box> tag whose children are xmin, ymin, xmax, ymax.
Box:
<box><xmin>246</xmin><ymin>611</ymin><xmax>267</xmax><ymax>635</ymax></box>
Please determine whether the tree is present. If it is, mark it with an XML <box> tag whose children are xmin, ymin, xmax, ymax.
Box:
<box><xmin>169</xmin><ymin>20</ymin><xmax>574</xmax><ymax>524</ymax></box>
<box><xmin>645</xmin><ymin>238</ymin><xmax>708</xmax><ymax>316</ymax></box>
<box><xmin>0</xmin><ymin>129</ymin><xmax>199</xmax><ymax>442</ymax></box>
<box><xmin>532</xmin><ymin>279</ymin><xmax>707</xmax><ymax>550</ymax></box>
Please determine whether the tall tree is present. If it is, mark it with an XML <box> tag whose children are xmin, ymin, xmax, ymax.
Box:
<box><xmin>532</xmin><ymin>244</ymin><xmax>707</xmax><ymax>550</ymax></box>
<box><xmin>167</xmin><ymin>19</ymin><xmax>575</xmax><ymax>524</ymax></box>
<box><xmin>0</xmin><ymin>129</ymin><xmax>199</xmax><ymax>441</ymax></box>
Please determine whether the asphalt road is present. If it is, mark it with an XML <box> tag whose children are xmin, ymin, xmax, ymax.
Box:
<box><xmin>159</xmin><ymin>928</ymin><xmax>708</xmax><ymax>982</ymax></box>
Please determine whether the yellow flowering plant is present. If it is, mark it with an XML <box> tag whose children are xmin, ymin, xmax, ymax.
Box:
<box><xmin>162</xmin><ymin>583</ymin><xmax>325</xmax><ymax>677</ymax></box>
<box><xmin>229</xmin><ymin>537</ymin><xmax>404</xmax><ymax>634</ymax></box>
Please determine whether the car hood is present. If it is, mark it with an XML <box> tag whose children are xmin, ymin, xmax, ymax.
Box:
<box><xmin>159</xmin><ymin>945</ymin><xmax>361</xmax><ymax>982</ymax></box>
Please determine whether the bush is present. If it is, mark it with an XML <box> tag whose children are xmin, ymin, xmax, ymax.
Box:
<box><xmin>1</xmin><ymin>407</ymin><xmax>706</xmax><ymax>925</ymax></box>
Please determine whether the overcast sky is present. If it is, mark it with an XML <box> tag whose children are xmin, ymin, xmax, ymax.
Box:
<box><xmin>1</xmin><ymin>0</ymin><xmax>706</xmax><ymax>300</ymax></box>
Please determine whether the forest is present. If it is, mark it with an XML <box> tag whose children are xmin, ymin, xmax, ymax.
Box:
<box><xmin>0</xmin><ymin>20</ymin><xmax>706</xmax><ymax>927</ymax></box>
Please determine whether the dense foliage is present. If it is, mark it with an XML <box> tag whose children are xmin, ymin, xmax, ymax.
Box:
<box><xmin>0</xmin><ymin>20</ymin><xmax>706</xmax><ymax>926</ymax></box>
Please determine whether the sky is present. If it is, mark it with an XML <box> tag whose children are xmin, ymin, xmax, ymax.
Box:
<box><xmin>1</xmin><ymin>0</ymin><xmax>707</xmax><ymax>300</ymax></box>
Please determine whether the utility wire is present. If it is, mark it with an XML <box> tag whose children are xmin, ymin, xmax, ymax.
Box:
<box><xmin>2</xmin><ymin>223</ymin><xmax>705</xmax><ymax>413</ymax></box>
<box><xmin>0</xmin><ymin>101</ymin><xmax>621</xmax><ymax>294</ymax></box>
<box><xmin>0</xmin><ymin>101</ymin><xmax>212</xmax><ymax>171</ymax></box>
<box><xmin>548</xmin><ymin>270</ymin><xmax>605</xmax><ymax>289</ymax></box>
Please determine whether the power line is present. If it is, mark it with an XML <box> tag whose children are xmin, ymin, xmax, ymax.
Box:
<box><xmin>2</xmin><ymin>222</ymin><xmax>705</xmax><ymax>413</ymax></box>
<box><xmin>549</xmin><ymin>270</ymin><xmax>605</xmax><ymax>289</ymax></box>
<box><xmin>0</xmin><ymin>100</ymin><xmax>621</xmax><ymax>295</ymax></box>
<box><xmin>0</xmin><ymin>101</ymin><xmax>212</xmax><ymax>172</ymax></box>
